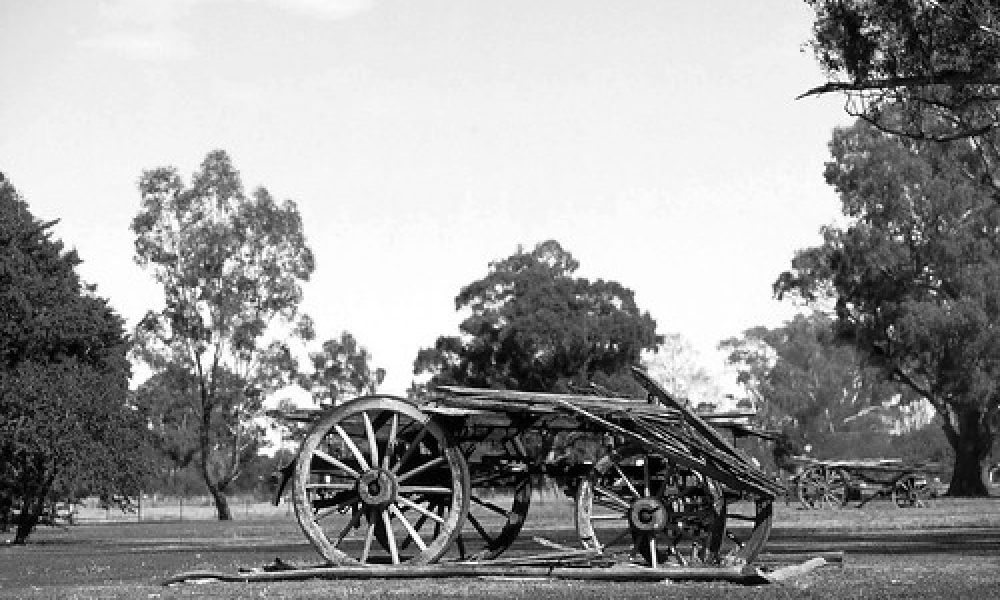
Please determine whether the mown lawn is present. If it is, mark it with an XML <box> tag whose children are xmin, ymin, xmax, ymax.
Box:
<box><xmin>2</xmin><ymin>495</ymin><xmax>999</xmax><ymax>599</ymax></box>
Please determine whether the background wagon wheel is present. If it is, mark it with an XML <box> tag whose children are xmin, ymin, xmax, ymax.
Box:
<box><xmin>891</xmin><ymin>473</ymin><xmax>930</xmax><ymax>508</ymax></box>
<box><xmin>292</xmin><ymin>396</ymin><xmax>470</xmax><ymax>566</ymax></box>
<box><xmin>454</xmin><ymin>435</ymin><xmax>533</xmax><ymax>561</ymax></box>
<box><xmin>574</xmin><ymin>451</ymin><xmax>729</xmax><ymax>567</ymax></box>
<box><xmin>797</xmin><ymin>466</ymin><xmax>848</xmax><ymax>509</ymax></box>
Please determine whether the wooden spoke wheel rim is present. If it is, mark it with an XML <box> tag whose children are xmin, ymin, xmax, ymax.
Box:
<box><xmin>292</xmin><ymin>396</ymin><xmax>470</xmax><ymax>566</ymax></box>
<box><xmin>797</xmin><ymin>466</ymin><xmax>849</xmax><ymax>509</ymax></box>
<box><xmin>457</xmin><ymin>436</ymin><xmax>533</xmax><ymax>561</ymax></box>
<box><xmin>574</xmin><ymin>451</ymin><xmax>730</xmax><ymax>567</ymax></box>
<box><xmin>891</xmin><ymin>473</ymin><xmax>930</xmax><ymax>508</ymax></box>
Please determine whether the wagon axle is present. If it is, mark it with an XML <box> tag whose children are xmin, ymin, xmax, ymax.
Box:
<box><xmin>357</xmin><ymin>469</ymin><xmax>398</xmax><ymax>509</ymax></box>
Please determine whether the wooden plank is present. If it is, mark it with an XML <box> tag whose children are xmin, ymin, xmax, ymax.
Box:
<box><xmin>433</xmin><ymin>386</ymin><xmax>683</xmax><ymax>418</ymax></box>
<box><xmin>630</xmin><ymin>367</ymin><xmax>749</xmax><ymax>463</ymax></box>
<box><xmin>163</xmin><ymin>562</ymin><xmax>809</xmax><ymax>585</ymax></box>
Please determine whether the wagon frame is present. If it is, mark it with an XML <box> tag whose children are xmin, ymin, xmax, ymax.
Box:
<box><xmin>275</xmin><ymin>367</ymin><xmax>782</xmax><ymax>570</ymax></box>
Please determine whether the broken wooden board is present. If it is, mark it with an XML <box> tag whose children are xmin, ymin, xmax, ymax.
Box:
<box><xmin>162</xmin><ymin>557</ymin><xmax>830</xmax><ymax>586</ymax></box>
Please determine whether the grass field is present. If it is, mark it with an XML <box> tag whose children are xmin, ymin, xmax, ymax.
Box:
<box><xmin>2</xmin><ymin>493</ymin><xmax>1000</xmax><ymax>599</ymax></box>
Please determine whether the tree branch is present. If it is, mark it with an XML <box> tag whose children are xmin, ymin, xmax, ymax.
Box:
<box><xmin>798</xmin><ymin>73</ymin><xmax>1000</xmax><ymax>100</ymax></box>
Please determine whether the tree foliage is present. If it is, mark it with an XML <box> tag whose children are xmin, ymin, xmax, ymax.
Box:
<box><xmin>414</xmin><ymin>240</ymin><xmax>662</xmax><ymax>393</ymax></box>
<box><xmin>299</xmin><ymin>331</ymin><xmax>386</xmax><ymax>406</ymax></box>
<box><xmin>0</xmin><ymin>174</ymin><xmax>152</xmax><ymax>543</ymax></box>
<box><xmin>720</xmin><ymin>312</ymin><xmax>915</xmax><ymax>435</ymax></box>
<box><xmin>802</xmin><ymin>0</ymin><xmax>1000</xmax><ymax>144</ymax></box>
<box><xmin>130</xmin><ymin>150</ymin><xmax>315</xmax><ymax>519</ymax></box>
<box><xmin>641</xmin><ymin>334</ymin><xmax>727</xmax><ymax>411</ymax></box>
<box><xmin>775</xmin><ymin>120</ymin><xmax>1000</xmax><ymax>495</ymax></box>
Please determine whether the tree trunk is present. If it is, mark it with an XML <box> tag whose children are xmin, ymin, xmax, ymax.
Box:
<box><xmin>198</xmin><ymin>440</ymin><xmax>233</xmax><ymax>520</ymax></box>
<box><xmin>13</xmin><ymin>495</ymin><xmax>43</xmax><ymax>545</ymax></box>
<box><xmin>209</xmin><ymin>485</ymin><xmax>232</xmax><ymax>520</ymax></box>
<box><xmin>945</xmin><ymin>406</ymin><xmax>992</xmax><ymax>497</ymax></box>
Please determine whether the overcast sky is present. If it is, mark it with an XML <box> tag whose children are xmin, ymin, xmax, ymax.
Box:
<box><xmin>1</xmin><ymin>0</ymin><xmax>852</xmax><ymax>395</ymax></box>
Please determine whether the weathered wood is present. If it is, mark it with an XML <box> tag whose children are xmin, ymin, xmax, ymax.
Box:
<box><xmin>163</xmin><ymin>560</ymin><xmax>826</xmax><ymax>585</ymax></box>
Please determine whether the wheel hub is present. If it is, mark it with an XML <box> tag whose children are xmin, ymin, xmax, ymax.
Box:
<box><xmin>629</xmin><ymin>497</ymin><xmax>668</xmax><ymax>532</ymax></box>
<box><xmin>357</xmin><ymin>468</ymin><xmax>398</xmax><ymax>509</ymax></box>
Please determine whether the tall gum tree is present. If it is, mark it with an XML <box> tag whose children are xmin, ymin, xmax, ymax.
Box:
<box><xmin>775</xmin><ymin>120</ymin><xmax>1000</xmax><ymax>495</ymax></box>
<box><xmin>414</xmin><ymin>240</ymin><xmax>662</xmax><ymax>394</ymax></box>
<box><xmin>131</xmin><ymin>150</ymin><xmax>315</xmax><ymax>519</ymax></box>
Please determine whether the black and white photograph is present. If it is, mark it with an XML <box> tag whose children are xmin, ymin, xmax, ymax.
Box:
<box><xmin>2</xmin><ymin>1</ymin><xmax>999</xmax><ymax>598</ymax></box>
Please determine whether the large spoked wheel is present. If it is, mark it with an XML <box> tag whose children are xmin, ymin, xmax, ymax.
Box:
<box><xmin>574</xmin><ymin>451</ymin><xmax>729</xmax><ymax>567</ymax></box>
<box><xmin>292</xmin><ymin>396</ymin><xmax>470</xmax><ymax>566</ymax></box>
<box><xmin>455</xmin><ymin>436</ymin><xmax>533</xmax><ymax>561</ymax></box>
<box><xmin>891</xmin><ymin>473</ymin><xmax>930</xmax><ymax>508</ymax></box>
<box><xmin>796</xmin><ymin>466</ymin><xmax>849</xmax><ymax>509</ymax></box>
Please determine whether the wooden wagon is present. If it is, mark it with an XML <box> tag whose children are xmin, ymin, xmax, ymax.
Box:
<box><xmin>274</xmin><ymin>367</ymin><xmax>782</xmax><ymax>569</ymax></box>
<box><xmin>790</xmin><ymin>457</ymin><xmax>946</xmax><ymax>509</ymax></box>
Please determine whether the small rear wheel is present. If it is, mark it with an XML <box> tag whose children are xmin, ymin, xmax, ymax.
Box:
<box><xmin>797</xmin><ymin>466</ymin><xmax>849</xmax><ymax>509</ymax></box>
<box><xmin>892</xmin><ymin>473</ymin><xmax>930</xmax><ymax>508</ymax></box>
<box><xmin>574</xmin><ymin>451</ymin><xmax>736</xmax><ymax>567</ymax></box>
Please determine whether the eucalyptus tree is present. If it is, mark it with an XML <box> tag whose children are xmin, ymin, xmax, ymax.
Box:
<box><xmin>776</xmin><ymin>120</ymin><xmax>1000</xmax><ymax>495</ymax></box>
<box><xmin>299</xmin><ymin>331</ymin><xmax>386</xmax><ymax>406</ymax></box>
<box><xmin>414</xmin><ymin>240</ymin><xmax>661</xmax><ymax>394</ymax></box>
<box><xmin>721</xmin><ymin>312</ymin><xmax>910</xmax><ymax>435</ymax></box>
<box><xmin>131</xmin><ymin>150</ymin><xmax>314</xmax><ymax>519</ymax></box>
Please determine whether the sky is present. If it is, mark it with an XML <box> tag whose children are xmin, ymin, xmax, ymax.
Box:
<box><xmin>0</xmin><ymin>0</ymin><xmax>853</xmax><ymax>397</ymax></box>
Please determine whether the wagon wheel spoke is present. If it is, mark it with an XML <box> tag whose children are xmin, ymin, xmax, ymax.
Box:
<box><xmin>382</xmin><ymin>412</ymin><xmax>398</xmax><ymax>469</ymax></box>
<box><xmin>465</xmin><ymin>512</ymin><xmax>494</xmax><ymax>545</ymax></box>
<box><xmin>613</xmin><ymin>462</ymin><xmax>640</xmax><ymax>498</ymax></box>
<box><xmin>389</xmin><ymin>426</ymin><xmax>429</xmax><ymax>476</ymax></box>
<box><xmin>360</xmin><ymin>518</ymin><xmax>375</xmax><ymax>564</ymax></box>
<box><xmin>470</xmin><ymin>494</ymin><xmax>513</xmax><ymax>517</ymax></box>
<box><xmin>380</xmin><ymin>510</ymin><xmax>400</xmax><ymax>564</ymax></box>
<box><xmin>592</xmin><ymin>484</ymin><xmax>633</xmax><ymax>510</ymax></box>
<box><xmin>390</xmin><ymin>505</ymin><xmax>428</xmax><ymax>552</ymax></box>
<box><xmin>397</xmin><ymin>512</ymin><xmax>430</xmax><ymax>552</ymax></box>
<box><xmin>362</xmin><ymin>411</ymin><xmax>379</xmax><ymax>468</ymax></box>
<box><xmin>306</xmin><ymin>481</ymin><xmax>355</xmax><ymax>491</ymax></box>
<box><xmin>333</xmin><ymin>507</ymin><xmax>364</xmax><ymax>548</ymax></box>
<box><xmin>396</xmin><ymin>496</ymin><xmax>446</xmax><ymax>524</ymax></box>
<box><xmin>313</xmin><ymin>493</ymin><xmax>360</xmax><ymax>521</ymax></box>
<box><xmin>333</xmin><ymin>423</ymin><xmax>371</xmax><ymax>472</ymax></box>
<box><xmin>396</xmin><ymin>456</ymin><xmax>447</xmax><ymax>484</ymax></box>
<box><xmin>312</xmin><ymin>449</ymin><xmax>361</xmax><ymax>480</ymax></box>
